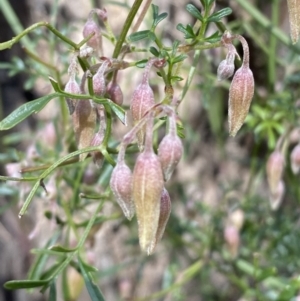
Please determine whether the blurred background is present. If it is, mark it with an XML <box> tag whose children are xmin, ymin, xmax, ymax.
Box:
<box><xmin>1</xmin><ymin>0</ymin><xmax>300</xmax><ymax>300</ymax></box>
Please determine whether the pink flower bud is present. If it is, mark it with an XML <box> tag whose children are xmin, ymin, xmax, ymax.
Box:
<box><xmin>107</xmin><ymin>80</ymin><xmax>123</xmax><ymax>106</ymax></box>
<box><xmin>72</xmin><ymin>100</ymin><xmax>97</xmax><ymax>161</ymax></box>
<box><xmin>217</xmin><ymin>59</ymin><xmax>235</xmax><ymax>81</ymax></box>
<box><xmin>154</xmin><ymin>188</ymin><xmax>171</xmax><ymax>245</ymax></box>
<box><xmin>110</xmin><ymin>161</ymin><xmax>135</xmax><ymax>220</ymax></box>
<box><xmin>224</xmin><ymin>225</ymin><xmax>240</xmax><ymax>258</ymax></box>
<box><xmin>90</xmin><ymin>132</ymin><xmax>104</xmax><ymax>168</ymax></box>
<box><xmin>132</xmin><ymin>114</ymin><xmax>164</xmax><ymax>254</ymax></box>
<box><xmin>83</xmin><ymin>16</ymin><xmax>101</xmax><ymax>50</ymax></box>
<box><xmin>130</xmin><ymin>59</ymin><xmax>159</xmax><ymax>150</ymax></box>
<box><xmin>93</xmin><ymin>60</ymin><xmax>109</xmax><ymax>96</ymax></box>
<box><xmin>290</xmin><ymin>143</ymin><xmax>300</xmax><ymax>174</ymax></box>
<box><xmin>158</xmin><ymin>114</ymin><xmax>183</xmax><ymax>182</ymax></box>
<box><xmin>64</xmin><ymin>76</ymin><xmax>81</xmax><ymax>114</ymax></box>
<box><xmin>269</xmin><ymin>180</ymin><xmax>285</xmax><ymax>211</ymax></box>
<box><xmin>266</xmin><ymin>150</ymin><xmax>285</xmax><ymax>195</ymax></box>
<box><xmin>228</xmin><ymin>65</ymin><xmax>254</xmax><ymax>136</ymax></box>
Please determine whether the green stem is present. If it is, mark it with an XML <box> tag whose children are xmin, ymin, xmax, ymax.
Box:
<box><xmin>112</xmin><ymin>0</ymin><xmax>144</xmax><ymax>59</ymax></box>
<box><xmin>0</xmin><ymin>175</ymin><xmax>38</xmax><ymax>182</ymax></box>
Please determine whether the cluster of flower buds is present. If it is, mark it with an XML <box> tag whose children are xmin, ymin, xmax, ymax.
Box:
<box><xmin>110</xmin><ymin>87</ymin><xmax>183</xmax><ymax>254</ymax></box>
<box><xmin>217</xmin><ymin>31</ymin><xmax>255</xmax><ymax>137</ymax></box>
<box><xmin>266</xmin><ymin>149</ymin><xmax>285</xmax><ymax>210</ymax></box>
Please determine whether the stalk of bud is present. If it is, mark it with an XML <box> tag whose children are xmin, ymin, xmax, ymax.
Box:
<box><xmin>158</xmin><ymin>111</ymin><xmax>183</xmax><ymax>181</ymax></box>
<box><xmin>132</xmin><ymin>112</ymin><xmax>164</xmax><ymax>254</ymax></box>
<box><xmin>93</xmin><ymin>60</ymin><xmax>110</xmax><ymax>96</ymax></box>
<box><xmin>266</xmin><ymin>150</ymin><xmax>285</xmax><ymax>195</ymax></box>
<box><xmin>107</xmin><ymin>74</ymin><xmax>123</xmax><ymax>106</ymax></box>
<box><xmin>154</xmin><ymin>188</ymin><xmax>171</xmax><ymax>247</ymax></box>
<box><xmin>110</xmin><ymin>146</ymin><xmax>135</xmax><ymax>220</ymax></box>
<box><xmin>290</xmin><ymin>143</ymin><xmax>300</xmax><ymax>174</ymax></box>
<box><xmin>227</xmin><ymin>34</ymin><xmax>254</xmax><ymax>137</ymax></box>
<box><xmin>72</xmin><ymin>99</ymin><xmax>97</xmax><ymax>161</ymax></box>
<box><xmin>130</xmin><ymin>58</ymin><xmax>159</xmax><ymax>150</ymax></box>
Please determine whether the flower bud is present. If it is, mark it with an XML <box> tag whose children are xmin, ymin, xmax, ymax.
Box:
<box><xmin>107</xmin><ymin>80</ymin><xmax>123</xmax><ymax>106</ymax></box>
<box><xmin>158</xmin><ymin>133</ymin><xmax>183</xmax><ymax>182</ymax></box>
<box><xmin>290</xmin><ymin>143</ymin><xmax>300</xmax><ymax>174</ymax></box>
<box><xmin>72</xmin><ymin>100</ymin><xmax>97</xmax><ymax>161</ymax></box>
<box><xmin>132</xmin><ymin>114</ymin><xmax>164</xmax><ymax>254</ymax></box>
<box><xmin>83</xmin><ymin>16</ymin><xmax>101</xmax><ymax>50</ymax></box>
<box><xmin>269</xmin><ymin>180</ymin><xmax>285</xmax><ymax>211</ymax></box>
<box><xmin>217</xmin><ymin>59</ymin><xmax>235</xmax><ymax>81</ymax></box>
<box><xmin>154</xmin><ymin>188</ymin><xmax>171</xmax><ymax>246</ymax></box>
<box><xmin>90</xmin><ymin>132</ymin><xmax>104</xmax><ymax>168</ymax></box>
<box><xmin>228</xmin><ymin>65</ymin><xmax>254</xmax><ymax>136</ymax></box>
<box><xmin>110</xmin><ymin>161</ymin><xmax>135</xmax><ymax>220</ymax></box>
<box><xmin>266</xmin><ymin>150</ymin><xmax>285</xmax><ymax>195</ymax></box>
<box><xmin>228</xmin><ymin>209</ymin><xmax>244</xmax><ymax>231</ymax></box>
<box><xmin>130</xmin><ymin>59</ymin><xmax>160</xmax><ymax>150</ymax></box>
<box><xmin>93</xmin><ymin>60</ymin><xmax>109</xmax><ymax>96</ymax></box>
<box><xmin>64</xmin><ymin>76</ymin><xmax>80</xmax><ymax>115</ymax></box>
<box><xmin>224</xmin><ymin>225</ymin><xmax>240</xmax><ymax>258</ymax></box>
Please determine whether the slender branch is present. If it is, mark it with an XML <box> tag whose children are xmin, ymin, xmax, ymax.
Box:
<box><xmin>112</xmin><ymin>0</ymin><xmax>144</xmax><ymax>59</ymax></box>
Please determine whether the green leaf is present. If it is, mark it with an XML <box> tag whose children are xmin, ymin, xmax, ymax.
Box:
<box><xmin>108</xmin><ymin>100</ymin><xmax>127</xmax><ymax>125</ymax></box>
<box><xmin>176</xmin><ymin>23</ymin><xmax>196</xmax><ymax>39</ymax></box>
<box><xmin>148</xmin><ymin>31</ymin><xmax>156</xmax><ymax>41</ymax></box>
<box><xmin>49</xmin><ymin>245</ymin><xmax>77</xmax><ymax>253</ymax></box>
<box><xmin>79</xmin><ymin>257</ymin><xmax>106</xmax><ymax>301</ymax></box>
<box><xmin>135</xmin><ymin>59</ymin><xmax>148</xmax><ymax>68</ymax></box>
<box><xmin>171</xmin><ymin>76</ymin><xmax>184</xmax><ymax>82</ymax></box>
<box><xmin>207</xmin><ymin>7</ymin><xmax>233</xmax><ymax>22</ymax></box>
<box><xmin>172</xmin><ymin>54</ymin><xmax>187</xmax><ymax>64</ymax></box>
<box><xmin>151</xmin><ymin>4</ymin><xmax>159</xmax><ymax>20</ymax></box>
<box><xmin>128</xmin><ymin>30</ymin><xmax>150</xmax><ymax>42</ymax></box>
<box><xmin>0</xmin><ymin>93</ymin><xmax>59</xmax><ymax>131</ymax></box>
<box><xmin>149</xmin><ymin>46</ymin><xmax>160</xmax><ymax>57</ymax></box>
<box><xmin>186</xmin><ymin>4</ymin><xmax>204</xmax><ymax>22</ymax></box>
<box><xmin>49</xmin><ymin>281</ymin><xmax>57</xmax><ymax>301</ymax></box>
<box><xmin>204</xmin><ymin>31</ymin><xmax>222</xmax><ymax>43</ymax></box>
<box><xmin>48</xmin><ymin>77</ymin><xmax>61</xmax><ymax>92</ymax></box>
<box><xmin>153</xmin><ymin>12</ymin><xmax>168</xmax><ymax>28</ymax></box>
<box><xmin>4</xmin><ymin>280</ymin><xmax>48</xmax><ymax>290</ymax></box>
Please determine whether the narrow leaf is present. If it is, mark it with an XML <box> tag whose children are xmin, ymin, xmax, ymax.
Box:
<box><xmin>49</xmin><ymin>245</ymin><xmax>77</xmax><ymax>253</ymax></box>
<box><xmin>149</xmin><ymin>46</ymin><xmax>160</xmax><ymax>57</ymax></box>
<box><xmin>128</xmin><ymin>30</ymin><xmax>150</xmax><ymax>42</ymax></box>
<box><xmin>79</xmin><ymin>257</ymin><xmax>106</xmax><ymax>301</ymax></box>
<box><xmin>4</xmin><ymin>280</ymin><xmax>48</xmax><ymax>290</ymax></box>
<box><xmin>153</xmin><ymin>12</ymin><xmax>168</xmax><ymax>27</ymax></box>
<box><xmin>108</xmin><ymin>100</ymin><xmax>127</xmax><ymax>125</ymax></box>
<box><xmin>0</xmin><ymin>93</ymin><xmax>59</xmax><ymax>130</ymax></box>
<box><xmin>151</xmin><ymin>4</ymin><xmax>159</xmax><ymax>19</ymax></box>
<box><xmin>207</xmin><ymin>7</ymin><xmax>232</xmax><ymax>22</ymax></box>
<box><xmin>186</xmin><ymin>4</ymin><xmax>204</xmax><ymax>21</ymax></box>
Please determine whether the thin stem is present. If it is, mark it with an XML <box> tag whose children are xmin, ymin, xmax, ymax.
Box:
<box><xmin>132</xmin><ymin>0</ymin><xmax>152</xmax><ymax>33</ymax></box>
<box><xmin>0</xmin><ymin>175</ymin><xmax>38</xmax><ymax>182</ymax></box>
<box><xmin>232</xmin><ymin>35</ymin><xmax>250</xmax><ymax>68</ymax></box>
<box><xmin>112</xmin><ymin>0</ymin><xmax>144</xmax><ymax>59</ymax></box>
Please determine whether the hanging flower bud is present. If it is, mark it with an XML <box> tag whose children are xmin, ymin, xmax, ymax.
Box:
<box><xmin>107</xmin><ymin>78</ymin><xmax>123</xmax><ymax>106</ymax></box>
<box><xmin>217</xmin><ymin>44</ymin><xmax>239</xmax><ymax>81</ymax></box>
<box><xmin>83</xmin><ymin>11</ymin><xmax>101</xmax><ymax>52</ymax></box>
<box><xmin>130</xmin><ymin>58</ymin><xmax>163</xmax><ymax>150</ymax></box>
<box><xmin>223</xmin><ymin>33</ymin><xmax>254</xmax><ymax>137</ymax></box>
<box><xmin>266</xmin><ymin>150</ymin><xmax>285</xmax><ymax>195</ymax></box>
<box><xmin>64</xmin><ymin>76</ymin><xmax>80</xmax><ymax>115</ymax></box>
<box><xmin>132</xmin><ymin>113</ymin><xmax>164</xmax><ymax>254</ymax></box>
<box><xmin>67</xmin><ymin>267</ymin><xmax>84</xmax><ymax>301</ymax></box>
<box><xmin>154</xmin><ymin>188</ymin><xmax>171</xmax><ymax>247</ymax></box>
<box><xmin>110</xmin><ymin>160</ymin><xmax>135</xmax><ymax>220</ymax></box>
<box><xmin>290</xmin><ymin>143</ymin><xmax>300</xmax><ymax>174</ymax></box>
<box><xmin>158</xmin><ymin>112</ymin><xmax>183</xmax><ymax>182</ymax></box>
<box><xmin>72</xmin><ymin>100</ymin><xmax>97</xmax><ymax>161</ymax></box>
<box><xmin>287</xmin><ymin>0</ymin><xmax>300</xmax><ymax>44</ymax></box>
<box><xmin>224</xmin><ymin>224</ymin><xmax>240</xmax><ymax>258</ymax></box>
<box><xmin>269</xmin><ymin>180</ymin><xmax>285</xmax><ymax>211</ymax></box>
<box><xmin>93</xmin><ymin>60</ymin><xmax>110</xmax><ymax>96</ymax></box>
